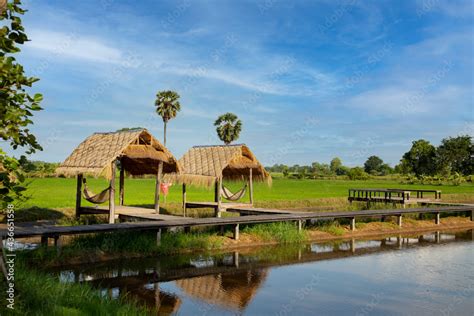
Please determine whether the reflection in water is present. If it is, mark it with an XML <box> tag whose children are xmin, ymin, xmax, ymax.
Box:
<box><xmin>50</xmin><ymin>229</ymin><xmax>473</xmax><ymax>315</ymax></box>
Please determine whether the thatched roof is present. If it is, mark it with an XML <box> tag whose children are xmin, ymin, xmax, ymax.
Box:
<box><xmin>165</xmin><ymin>144</ymin><xmax>271</xmax><ymax>187</ymax></box>
<box><xmin>56</xmin><ymin>129</ymin><xmax>179</xmax><ymax>179</ymax></box>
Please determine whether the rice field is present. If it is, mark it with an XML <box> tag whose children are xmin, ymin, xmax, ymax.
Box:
<box><xmin>18</xmin><ymin>177</ymin><xmax>474</xmax><ymax>210</ymax></box>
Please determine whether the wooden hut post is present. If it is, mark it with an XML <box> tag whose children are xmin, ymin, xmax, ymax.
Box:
<box><xmin>119</xmin><ymin>165</ymin><xmax>125</xmax><ymax>206</ymax></box>
<box><xmin>182</xmin><ymin>184</ymin><xmax>187</xmax><ymax>217</ymax></box>
<box><xmin>154</xmin><ymin>161</ymin><xmax>163</xmax><ymax>213</ymax></box>
<box><xmin>109</xmin><ymin>161</ymin><xmax>116</xmax><ymax>224</ymax></box>
<box><xmin>216</xmin><ymin>177</ymin><xmax>223</xmax><ymax>217</ymax></box>
<box><xmin>75</xmin><ymin>173</ymin><xmax>83</xmax><ymax>219</ymax></box>
<box><xmin>249</xmin><ymin>168</ymin><xmax>254</xmax><ymax>205</ymax></box>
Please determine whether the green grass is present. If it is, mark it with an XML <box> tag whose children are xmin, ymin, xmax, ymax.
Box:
<box><xmin>315</xmin><ymin>221</ymin><xmax>346</xmax><ymax>236</ymax></box>
<box><xmin>242</xmin><ymin>222</ymin><xmax>307</xmax><ymax>244</ymax></box>
<box><xmin>0</xmin><ymin>263</ymin><xmax>150</xmax><ymax>315</ymax></box>
<box><xmin>24</xmin><ymin>230</ymin><xmax>225</xmax><ymax>265</ymax></box>
<box><xmin>16</xmin><ymin>177</ymin><xmax>474</xmax><ymax>209</ymax></box>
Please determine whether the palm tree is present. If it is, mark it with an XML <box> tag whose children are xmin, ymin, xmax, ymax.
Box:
<box><xmin>154</xmin><ymin>90</ymin><xmax>181</xmax><ymax>146</ymax></box>
<box><xmin>214</xmin><ymin>113</ymin><xmax>242</xmax><ymax>145</ymax></box>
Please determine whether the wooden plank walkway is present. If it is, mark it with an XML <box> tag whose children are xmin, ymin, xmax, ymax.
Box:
<box><xmin>1</xmin><ymin>205</ymin><xmax>472</xmax><ymax>241</ymax></box>
<box><xmin>348</xmin><ymin>188</ymin><xmax>442</xmax><ymax>205</ymax></box>
<box><xmin>81</xmin><ymin>206</ymin><xmax>189</xmax><ymax>221</ymax></box>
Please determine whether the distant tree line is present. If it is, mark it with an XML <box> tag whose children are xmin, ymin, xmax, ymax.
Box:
<box><xmin>18</xmin><ymin>156</ymin><xmax>59</xmax><ymax>178</ymax></box>
<box><xmin>267</xmin><ymin>135</ymin><xmax>473</xmax><ymax>181</ymax></box>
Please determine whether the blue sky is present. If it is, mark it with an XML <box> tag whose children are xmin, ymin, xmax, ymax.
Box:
<box><xmin>8</xmin><ymin>0</ymin><xmax>474</xmax><ymax>166</ymax></box>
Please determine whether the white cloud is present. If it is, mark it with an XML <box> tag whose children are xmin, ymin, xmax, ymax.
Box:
<box><xmin>26</xmin><ymin>30</ymin><xmax>124</xmax><ymax>64</ymax></box>
<box><xmin>345</xmin><ymin>85</ymin><xmax>468</xmax><ymax>116</ymax></box>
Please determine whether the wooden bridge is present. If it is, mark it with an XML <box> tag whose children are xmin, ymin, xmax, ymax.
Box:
<box><xmin>1</xmin><ymin>205</ymin><xmax>472</xmax><ymax>249</ymax></box>
<box><xmin>348</xmin><ymin>188</ymin><xmax>442</xmax><ymax>205</ymax></box>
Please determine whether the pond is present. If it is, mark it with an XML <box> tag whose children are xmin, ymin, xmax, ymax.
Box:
<box><xmin>50</xmin><ymin>229</ymin><xmax>474</xmax><ymax>315</ymax></box>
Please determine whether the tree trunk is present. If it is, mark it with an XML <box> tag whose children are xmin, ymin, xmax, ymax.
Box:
<box><xmin>163</xmin><ymin>121</ymin><xmax>167</xmax><ymax>146</ymax></box>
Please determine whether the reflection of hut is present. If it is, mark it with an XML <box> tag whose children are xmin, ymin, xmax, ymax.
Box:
<box><xmin>56</xmin><ymin>129</ymin><xmax>179</xmax><ymax>223</ymax></box>
<box><xmin>166</xmin><ymin>145</ymin><xmax>271</xmax><ymax>216</ymax></box>
<box><xmin>175</xmin><ymin>269</ymin><xmax>268</xmax><ymax>311</ymax></box>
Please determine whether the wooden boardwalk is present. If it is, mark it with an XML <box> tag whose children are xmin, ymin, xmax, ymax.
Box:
<box><xmin>1</xmin><ymin>205</ymin><xmax>472</xmax><ymax>245</ymax></box>
<box><xmin>348</xmin><ymin>188</ymin><xmax>442</xmax><ymax>205</ymax></box>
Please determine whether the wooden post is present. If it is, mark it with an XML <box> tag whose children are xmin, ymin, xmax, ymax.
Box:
<box><xmin>297</xmin><ymin>220</ymin><xmax>302</xmax><ymax>232</ymax></box>
<box><xmin>75</xmin><ymin>174</ymin><xmax>83</xmax><ymax>219</ymax></box>
<box><xmin>350</xmin><ymin>238</ymin><xmax>355</xmax><ymax>253</ymax></box>
<box><xmin>471</xmin><ymin>210</ymin><xmax>473</xmax><ymax>221</ymax></box>
<box><xmin>0</xmin><ymin>238</ymin><xmax>7</xmax><ymax>280</ymax></box>
<box><xmin>41</xmin><ymin>236</ymin><xmax>48</xmax><ymax>246</ymax></box>
<box><xmin>233</xmin><ymin>224</ymin><xmax>240</xmax><ymax>240</ymax></box>
<box><xmin>109</xmin><ymin>161</ymin><xmax>116</xmax><ymax>224</ymax></box>
<box><xmin>54</xmin><ymin>235</ymin><xmax>62</xmax><ymax>253</ymax></box>
<box><xmin>216</xmin><ymin>177</ymin><xmax>222</xmax><ymax>217</ymax></box>
<box><xmin>249</xmin><ymin>168</ymin><xmax>254</xmax><ymax>205</ymax></box>
<box><xmin>397</xmin><ymin>215</ymin><xmax>402</xmax><ymax>227</ymax></box>
<box><xmin>154</xmin><ymin>161</ymin><xmax>163</xmax><ymax>214</ymax></box>
<box><xmin>182</xmin><ymin>184</ymin><xmax>187</xmax><ymax>217</ymax></box>
<box><xmin>350</xmin><ymin>217</ymin><xmax>356</xmax><ymax>231</ymax></box>
<box><xmin>435</xmin><ymin>212</ymin><xmax>440</xmax><ymax>225</ymax></box>
<box><xmin>119</xmin><ymin>166</ymin><xmax>125</xmax><ymax>206</ymax></box>
<box><xmin>156</xmin><ymin>229</ymin><xmax>162</xmax><ymax>246</ymax></box>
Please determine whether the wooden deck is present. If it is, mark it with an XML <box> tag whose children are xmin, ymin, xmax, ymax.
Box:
<box><xmin>1</xmin><ymin>205</ymin><xmax>472</xmax><ymax>244</ymax></box>
<box><xmin>81</xmin><ymin>205</ymin><xmax>189</xmax><ymax>221</ymax></box>
<box><xmin>348</xmin><ymin>188</ymin><xmax>442</xmax><ymax>205</ymax></box>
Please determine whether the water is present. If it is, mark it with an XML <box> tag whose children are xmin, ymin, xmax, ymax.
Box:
<box><xmin>51</xmin><ymin>229</ymin><xmax>474</xmax><ymax>315</ymax></box>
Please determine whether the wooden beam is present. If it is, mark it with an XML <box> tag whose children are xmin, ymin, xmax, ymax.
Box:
<box><xmin>154</xmin><ymin>161</ymin><xmax>163</xmax><ymax>214</ymax></box>
<box><xmin>109</xmin><ymin>161</ymin><xmax>116</xmax><ymax>224</ymax></box>
<box><xmin>397</xmin><ymin>215</ymin><xmax>402</xmax><ymax>227</ymax></box>
<box><xmin>350</xmin><ymin>217</ymin><xmax>356</xmax><ymax>231</ymax></box>
<box><xmin>119</xmin><ymin>165</ymin><xmax>125</xmax><ymax>206</ymax></box>
<box><xmin>182</xmin><ymin>184</ymin><xmax>187</xmax><ymax>217</ymax></box>
<box><xmin>435</xmin><ymin>212</ymin><xmax>440</xmax><ymax>225</ymax></box>
<box><xmin>75</xmin><ymin>174</ymin><xmax>83</xmax><ymax>219</ymax></box>
<box><xmin>249</xmin><ymin>168</ymin><xmax>254</xmax><ymax>205</ymax></box>
<box><xmin>297</xmin><ymin>220</ymin><xmax>302</xmax><ymax>232</ymax></box>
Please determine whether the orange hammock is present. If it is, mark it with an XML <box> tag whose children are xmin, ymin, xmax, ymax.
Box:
<box><xmin>82</xmin><ymin>179</ymin><xmax>110</xmax><ymax>204</ymax></box>
<box><xmin>221</xmin><ymin>184</ymin><xmax>247</xmax><ymax>201</ymax></box>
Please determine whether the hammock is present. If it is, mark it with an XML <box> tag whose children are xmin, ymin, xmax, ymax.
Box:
<box><xmin>221</xmin><ymin>184</ymin><xmax>247</xmax><ymax>201</ymax></box>
<box><xmin>82</xmin><ymin>179</ymin><xmax>111</xmax><ymax>204</ymax></box>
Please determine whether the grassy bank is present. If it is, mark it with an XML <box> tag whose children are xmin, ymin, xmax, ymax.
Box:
<box><xmin>0</xmin><ymin>263</ymin><xmax>150</xmax><ymax>315</ymax></box>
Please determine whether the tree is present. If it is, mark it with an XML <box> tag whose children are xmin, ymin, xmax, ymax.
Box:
<box><xmin>311</xmin><ymin>162</ymin><xmax>331</xmax><ymax>177</ymax></box>
<box><xmin>214</xmin><ymin>113</ymin><xmax>242</xmax><ymax>145</ymax></box>
<box><xmin>436</xmin><ymin>135</ymin><xmax>473</xmax><ymax>176</ymax></box>
<box><xmin>330</xmin><ymin>157</ymin><xmax>342</xmax><ymax>173</ymax></box>
<box><xmin>282</xmin><ymin>165</ymin><xmax>289</xmax><ymax>178</ymax></box>
<box><xmin>364</xmin><ymin>155</ymin><xmax>384</xmax><ymax>175</ymax></box>
<box><xmin>1</xmin><ymin>1</ymin><xmax>43</xmax><ymax>207</ymax></box>
<box><xmin>154</xmin><ymin>90</ymin><xmax>181</xmax><ymax>146</ymax></box>
<box><xmin>116</xmin><ymin>127</ymin><xmax>143</xmax><ymax>132</ymax></box>
<box><xmin>400</xmin><ymin>139</ymin><xmax>437</xmax><ymax>176</ymax></box>
<box><xmin>347</xmin><ymin>167</ymin><xmax>369</xmax><ymax>180</ymax></box>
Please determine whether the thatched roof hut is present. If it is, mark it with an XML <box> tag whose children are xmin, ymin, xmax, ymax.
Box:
<box><xmin>167</xmin><ymin>144</ymin><xmax>271</xmax><ymax>187</ymax></box>
<box><xmin>56</xmin><ymin>129</ymin><xmax>179</xmax><ymax>179</ymax></box>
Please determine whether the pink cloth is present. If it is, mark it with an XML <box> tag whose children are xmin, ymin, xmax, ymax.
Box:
<box><xmin>160</xmin><ymin>183</ymin><xmax>172</xmax><ymax>196</ymax></box>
